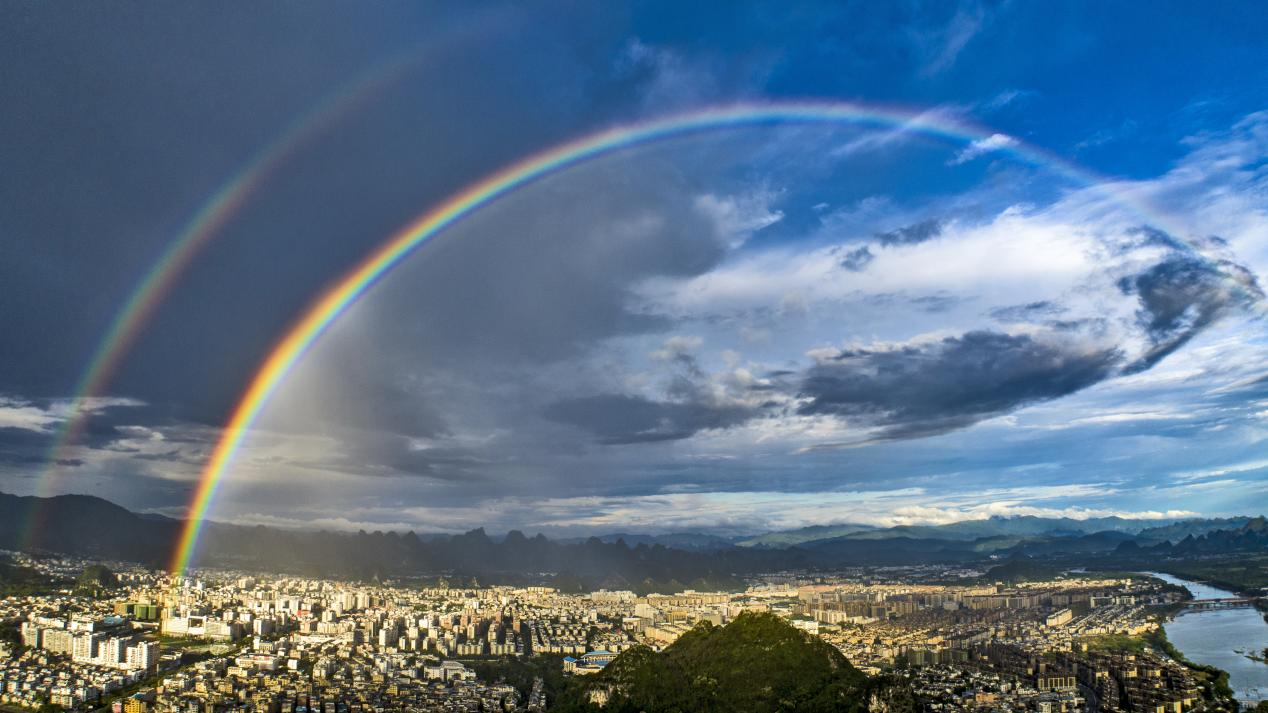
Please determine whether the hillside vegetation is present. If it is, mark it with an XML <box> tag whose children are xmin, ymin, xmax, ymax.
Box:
<box><xmin>553</xmin><ymin>612</ymin><xmax>916</xmax><ymax>713</ymax></box>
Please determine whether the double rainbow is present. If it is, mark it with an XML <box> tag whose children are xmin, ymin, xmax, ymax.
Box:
<box><xmin>169</xmin><ymin>100</ymin><xmax>1210</xmax><ymax>574</ymax></box>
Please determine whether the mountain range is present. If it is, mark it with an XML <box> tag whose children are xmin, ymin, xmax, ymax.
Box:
<box><xmin>2</xmin><ymin>491</ymin><xmax>1264</xmax><ymax>593</ymax></box>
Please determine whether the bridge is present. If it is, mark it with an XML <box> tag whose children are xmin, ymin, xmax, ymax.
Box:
<box><xmin>1184</xmin><ymin>597</ymin><xmax>1254</xmax><ymax>610</ymax></box>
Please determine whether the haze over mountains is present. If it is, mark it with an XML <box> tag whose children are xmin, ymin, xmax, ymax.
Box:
<box><xmin>574</xmin><ymin>515</ymin><xmax>1249</xmax><ymax>550</ymax></box>
<box><xmin>3</xmin><ymin>491</ymin><xmax>1263</xmax><ymax>594</ymax></box>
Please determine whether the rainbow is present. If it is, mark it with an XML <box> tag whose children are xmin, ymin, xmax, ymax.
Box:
<box><xmin>19</xmin><ymin>48</ymin><xmax>435</xmax><ymax>548</ymax></box>
<box><xmin>168</xmin><ymin>100</ymin><xmax>1226</xmax><ymax>574</ymax></box>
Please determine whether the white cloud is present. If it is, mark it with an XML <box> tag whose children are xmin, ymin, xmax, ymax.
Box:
<box><xmin>0</xmin><ymin>397</ymin><xmax>61</xmax><ymax>433</ymax></box>
<box><xmin>948</xmin><ymin>133</ymin><xmax>1020</xmax><ymax>165</ymax></box>
<box><xmin>0</xmin><ymin>395</ymin><xmax>144</xmax><ymax>433</ymax></box>
<box><xmin>693</xmin><ymin>190</ymin><xmax>783</xmax><ymax>246</ymax></box>
<box><xmin>388</xmin><ymin>484</ymin><xmax>1192</xmax><ymax>534</ymax></box>
<box><xmin>917</xmin><ymin>4</ymin><xmax>989</xmax><ymax>77</ymax></box>
<box><xmin>982</xmin><ymin>88</ymin><xmax>1033</xmax><ymax>112</ymax></box>
<box><xmin>831</xmin><ymin>106</ymin><xmax>968</xmax><ymax>159</ymax></box>
<box><xmin>615</xmin><ymin>39</ymin><xmax>722</xmax><ymax>112</ymax></box>
<box><xmin>1171</xmin><ymin>459</ymin><xmax>1268</xmax><ymax>483</ymax></box>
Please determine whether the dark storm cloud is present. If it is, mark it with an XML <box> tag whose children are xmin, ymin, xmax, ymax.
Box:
<box><xmin>240</xmin><ymin>146</ymin><xmax>764</xmax><ymax>484</ymax></box>
<box><xmin>1118</xmin><ymin>255</ymin><xmax>1263</xmax><ymax>372</ymax></box>
<box><xmin>0</xmin><ymin>427</ymin><xmax>53</xmax><ymax>466</ymax></box>
<box><xmin>798</xmin><ymin>331</ymin><xmax>1123</xmax><ymax>439</ymax></box>
<box><xmin>0</xmin><ymin>0</ymin><xmax>781</xmax><ymax>512</ymax></box>
<box><xmin>131</xmin><ymin>450</ymin><xmax>190</xmax><ymax>464</ymax></box>
<box><xmin>544</xmin><ymin>393</ymin><xmax>756</xmax><ymax>445</ymax></box>
<box><xmin>0</xmin><ymin>1</ymin><xmax>647</xmax><ymax>426</ymax></box>
<box><xmin>540</xmin><ymin>329</ymin><xmax>761</xmax><ymax>445</ymax></box>
<box><xmin>300</xmin><ymin>148</ymin><xmax>743</xmax><ymax>412</ymax></box>
<box><xmin>875</xmin><ymin>218</ymin><xmax>943</xmax><ymax>247</ymax></box>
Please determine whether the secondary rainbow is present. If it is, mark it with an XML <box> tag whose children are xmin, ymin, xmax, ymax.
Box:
<box><xmin>19</xmin><ymin>48</ymin><xmax>434</xmax><ymax>549</ymax></box>
<box><xmin>168</xmin><ymin>100</ymin><xmax>1223</xmax><ymax>574</ymax></box>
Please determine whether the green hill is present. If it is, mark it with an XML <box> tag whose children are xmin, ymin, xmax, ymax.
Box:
<box><xmin>553</xmin><ymin>612</ymin><xmax>915</xmax><ymax>712</ymax></box>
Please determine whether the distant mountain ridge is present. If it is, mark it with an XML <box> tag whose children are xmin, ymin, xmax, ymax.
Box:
<box><xmin>564</xmin><ymin>532</ymin><xmax>740</xmax><ymax>551</ymax></box>
<box><xmin>588</xmin><ymin>514</ymin><xmax>1206</xmax><ymax>551</ymax></box>
<box><xmin>0</xmin><ymin>492</ymin><xmax>773</xmax><ymax>593</ymax></box>
<box><xmin>785</xmin><ymin>515</ymin><xmax>1192</xmax><ymax>544</ymax></box>
<box><xmin>2</xmin><ymin>491</ymin><xmax>1264</xmax><ymax>591</ymax></box>
<box><xmin>736</xmin><ymin>523</ymin><xmax>877</xmax><ymax>548</ymax></box>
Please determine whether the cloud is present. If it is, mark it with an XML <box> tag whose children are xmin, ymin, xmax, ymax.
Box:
<box><xmin>982</xmin><ymin>88</ymin><xmax>1034</xmax><ymax>112</ymax></box>
<box><xmin>1075</xmin><ymin>119</ymin><xmax>1140</xmax><ymax>152</ymax></box>
<box><xmin>798</xmin><ymin>331</ymin><xmax>1124</xmax><ymax>439</ymax></box>
<box><xmin>880</xmin><ymin>503</ymin><xmax>1197</xmax><ymax>527</ymax></box>
<box><xmin>989</xmin><ymin>300</ymin><xmax>1066</xmax><ymax>323</ymax></box>
<box><xmin>875</xmin><ymin>218</ymin><xmax>944</xmax><ymax>246</ymax></box>
<box><xmin>1118</xmin><ymin>254</ymin><xmax>1263</xmax><ymax>372</ymax></box>
<box><xmin>829</xmin><ymin>106</ymin><xmax>969</xmax><ymax>159</ymax></box>
<box><xmin>651</xmin><ymin>335</ymin><xmax>705</xmax><ymax>365</ymax></box>
<box><xmin>0</xmin><ymin>395</ymin><xmax>146</xmax><ymax>435</ymax></box>
<box><xmin>839</xmin><ymin>246</ymin><xmax>874</xmax><ymax>272</ymax></box>
<box><xmin>1171</xmin><ymin>459</ymin><xmax>1268</xmax><ymax>483</ymax></box>
<box><xmin>908</xmin><ymin>293</ymin><xmax>965</xmax><ymax>313</ymax></box>
<box><xmin>0</xmin><ymin>397</ymin><xmax>62</xmax><ymax>433</ymax></box>
<box><xmin>693</xmin><ymin>191</ymin><xmax>784</xmax><ymax>246</ymax></box>
<box><xmin>545</xmin><ymin>334</ymin><xmax>763</xmax><ymax>445</ymax></box>
<box><xmin>614</xmin><ymin>39</ymin><xmax>725</xmax><ymax>112</ymax></box>
<box><xmin>3</xmin><ymin>4</ymin><xmax>1267</xmax><ymax>536</ymax></box>
<box><xmin>322</xmin><ymin>486</ymin><xmax>1195</xmax><ymax>535</ymax></box>
<box><xmin>948</xmin><ymin>133</ymin><xmax>1019</xmax><ymax>165</ymax></box>
<box><xmin>917</xmin><ymin>4</ymin><xmax>989</xmax><ymax>77</ymax></box>
<box><xmin>544</xmin><ymin>392</ymin><xmax>756</xmax><ymax>445</ymax></box>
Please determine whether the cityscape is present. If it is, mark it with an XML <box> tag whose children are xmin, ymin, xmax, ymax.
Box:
<box><xmin>4</xmin><ymin>1</ymin><xmax>1268</xmax><ymax>712</ymax></box>
<box><xmin>2</xmin><ymin>508</ymin><xmax>1268</xmax><ymax>712</ymax></box>
<box><xmin>0</xmin><ymin>552</ymin><xmax>1243</xmax><ymax>712</ymax></box>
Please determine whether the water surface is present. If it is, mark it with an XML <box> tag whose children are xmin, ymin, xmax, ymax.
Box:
<box><xmin>1146</xmin><ymin>571</ymin><xmax>1268</xmax><ymax>704</ymax></box>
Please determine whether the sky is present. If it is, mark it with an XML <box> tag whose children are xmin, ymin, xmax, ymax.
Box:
<box><xmin>4</xmin><ymin>1</ymin><xmax>1268</xmax><ymax>536</ymax></box>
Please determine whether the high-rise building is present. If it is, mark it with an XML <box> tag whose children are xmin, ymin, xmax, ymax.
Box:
<box><xmin>126</xmin><ymin>641</ymin><xmax>159</xmax><ymax>671</ymax></box>
<box><xmin>71</xmin><ymin>633</ymin><xmax>102</xmax><ymax>662</ymax></box>
<box><xmin>20</xmin><ymin>622</ymin><xmax>41</xmax><ymax>648</ymax></box>
<box><xmin>42</xmin><ymin>628</ymin><xmax>74</xmax><ymax>655</ymax></box>
<box><xmin>99</xmin><ymin>637</ymin><xmax>127</xmax><ymax>666</ymax></box>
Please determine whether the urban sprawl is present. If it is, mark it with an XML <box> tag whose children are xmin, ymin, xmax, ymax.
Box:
<box><xmin>0</xmin><ymin>553</ymin><xmax>1225</xmax><ymax>712</ymax></box>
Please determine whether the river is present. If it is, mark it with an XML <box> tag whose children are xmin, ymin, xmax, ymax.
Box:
<box><xmin>1145</xmin><ymin>572</ymin><xmax>1268</xmax><ymax>704</ymax></box>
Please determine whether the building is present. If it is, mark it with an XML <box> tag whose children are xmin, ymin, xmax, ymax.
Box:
<box><xmin>1046</xmin><ymin>608</ymin><xmax>1073</xmax><ymax>628</ymax></box>
<box><xmin>563</xmin><ymin>650</ymin><xmax>618</xmax><ymax>674</ymax></box>
<box><xmin>126</xmin><ymin>641</ymin><xmax>159</xmax><ymax>671</ymax></box>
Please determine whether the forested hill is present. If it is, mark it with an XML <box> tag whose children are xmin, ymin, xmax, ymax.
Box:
<box><xmin>552</xmin><ymin>612</ymin><xmax>916</xmax><ymax>712</ymax></box>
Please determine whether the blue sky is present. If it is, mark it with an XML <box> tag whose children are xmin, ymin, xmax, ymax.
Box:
<box><xmin>3</xmin><ymin>1</ymin><xmax>1268</xmax><ymax>534</ymax></box>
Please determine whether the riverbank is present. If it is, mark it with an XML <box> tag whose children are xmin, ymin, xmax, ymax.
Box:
<box><xmin>1147</xmin><ymin>572</ymin><xmax>1268</xmax><ymax>705</ymax></box>
<box><xmin>1148</xmin><ymin>626</ymin><xmax>1236</xmax><ymax>704</ymax></box>
<box><xmin>1151</xmin><ymin>557</ymin><xmax>1268</xmax><ymax>599</ymax></box>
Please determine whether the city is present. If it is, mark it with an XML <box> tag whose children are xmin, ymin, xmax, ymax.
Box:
<box><xmin>0</xmin><ymin>548</ymin><xmax>1259</xmax><ymax>712</ymax></box>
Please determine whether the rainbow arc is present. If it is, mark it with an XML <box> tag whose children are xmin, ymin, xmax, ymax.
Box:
<box><xmin>169</xmin><ymin>100</ymin><xmax>1228</xmax><ymax>574</ymax></box>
